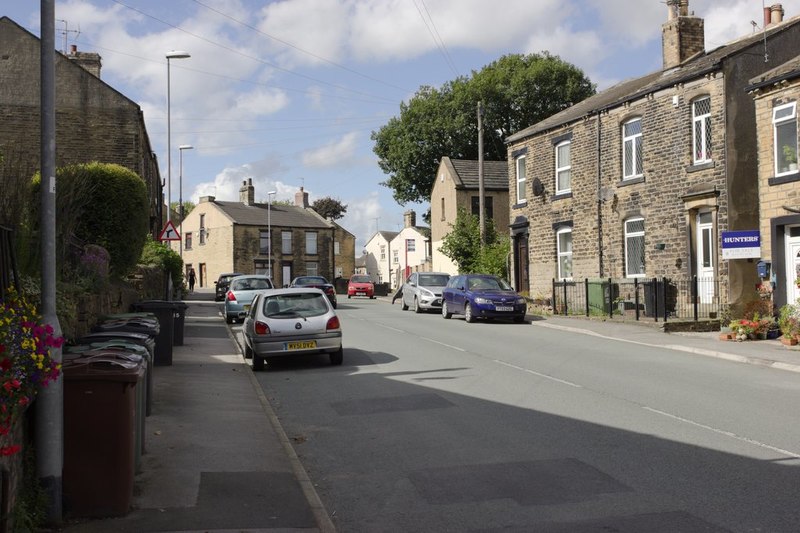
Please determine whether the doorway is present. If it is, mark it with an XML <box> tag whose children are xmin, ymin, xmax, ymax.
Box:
<box><xmin>695</xmin><ymin>211</ymin><xmax>715</xmax><ymax>304</ymax></box>
<box><xmin>784</xmin><ymin>226</ymin><xmax>800</xmax><ymax>304</ymax></box>
<box><xmin>514</xmin><ymin>233</ymin><xmax>529</xmax><ymax>293</ymax></box>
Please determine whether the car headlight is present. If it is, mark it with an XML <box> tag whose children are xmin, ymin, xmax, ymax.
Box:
<box><xmin>474</xmin><ymin>297</ymin><xmax>491</xmax><ymax>305</ymax></box>
<box><xmin>516</xmin><ymin>297</ymin><xmax>526</xmax><ymax>305</ymax></box>
<box><xmin>419</xmin><ymin>288</ymin><xmax>434</xmax><ymax>298</ymax></box>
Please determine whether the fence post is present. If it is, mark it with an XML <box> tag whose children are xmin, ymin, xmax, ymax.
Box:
<box><xmin>584</xmin><ymin>278</ymin><xmax>589</xmax><ymax>317</ymax></box>
<box><xmin>662</xmin><ymin>277</ymin><xmax>668</xmax><ymax>323</ymax></box>
<box><xmin>563</xmin><ymin>279</ymin><xmax>569</xmax><ymax>315</ymax></box>
<box><xmin>693</xmin><ymin>275</ymin><xmax>699</xmax><ymax>322</ymax></box>
<box><xmin>607</xmin><ymin>277</ymin><xmax>613</xmax><ymax>318</ymax></box>
<box><xmin>552</xmin><ymin>279</ymin><xmax>556</xmax><ymax>315</ymax></box>
<box><xmin>652</xmin><ymin>277</ymin><xmax>659</xmax><ymax>323</ymax></box>
<box><xmin>634</xmin><ymin>278</ymin><xmax>640</xmax><ymax>321</ymax></box>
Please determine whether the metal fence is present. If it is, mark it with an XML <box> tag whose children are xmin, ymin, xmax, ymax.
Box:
<box><xmin>552</xmin><ymin>277</ymin><xmax>721</xmax><ymax>322</ymax></box>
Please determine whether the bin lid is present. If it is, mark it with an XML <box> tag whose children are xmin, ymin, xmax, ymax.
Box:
<box><xmin>87</xmin><ymin>340</ymin><xmax>149</xmax><ymax>356</ymax></box>
<box><xmin>63</xmin><ymin>354</ymin><xmax>144</xmax><ymax>382</ymax></box>
<box><xmin>101</xmin><ymin>312</ymin><xmax>158</xmax><ymax>321</ymax></box>
<box><xmin>78</xmin><ymin>331</ymin><xmax>156</xmax><ymax>347</ymax></box>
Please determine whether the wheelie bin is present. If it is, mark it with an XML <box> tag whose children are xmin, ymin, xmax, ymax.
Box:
<box><xmin>133</xmin><ymin>300</ymin><xmax>187</xmax><ymax>346</ymax></box>
<box><xmin>62</xmin><ymin>354</ymin><xmax>145</xmax><ymax>517</ymax></box>
<box><xmin>129</xmin><ymin>301</ymin><xmax>175</xmax><ymax>365</ymax></box>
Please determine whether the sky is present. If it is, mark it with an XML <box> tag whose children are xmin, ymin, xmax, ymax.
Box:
<box><xmin>5</xmin><ymin>0</ymin><xmax>799</xmax><ymax>251</ymax></box>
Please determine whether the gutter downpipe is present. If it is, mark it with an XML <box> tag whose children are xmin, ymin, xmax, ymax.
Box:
<box><xmin>596</xmin><ymin>110</ymin><xmax>604</xmax><ymax>277</ymax></box>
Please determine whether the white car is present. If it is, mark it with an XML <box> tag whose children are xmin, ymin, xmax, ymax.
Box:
<box><xmin>400</xmin><ymin>272</ymin><xmax>451</xmax><ymax>313</ymax></box>
<box><xmin>241</xmin><ymin>288</ymin><xmax>343</xmax><ymax>371</ymax></box>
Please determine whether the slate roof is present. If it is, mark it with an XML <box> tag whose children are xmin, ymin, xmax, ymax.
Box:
<box><xmin>506</xmin><ymin>15</ymin><xmax>800</xmax><ymax>143</ymax></box>
<box><xmin>747</xmin><ymin>53</ymin><xmax>800</xmax><ymax>90</ymax></box>
<box><xmin>214</xmin><ymin>201</ymin><xmax>332</xmax><ymax>229</ymax></box>
<box><xmin>443</xmin><ymin>157</ymin><xmax>509</xmax><ymax>190</ymax></box>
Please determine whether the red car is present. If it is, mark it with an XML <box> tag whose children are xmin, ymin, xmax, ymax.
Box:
<box><xmin>347</xmin><ymin>275</ymin><xmax>375</xmax><ymax>299</ymax></box>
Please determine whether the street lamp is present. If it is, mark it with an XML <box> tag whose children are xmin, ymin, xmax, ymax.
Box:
<box><xmin>165</xmin><ymin>50</ymin><xmax>190</xmax><ymax>224</ymax></box>
<box><xmin>267</xmin><ymin>190</ymin><xmax>277</xmax><ymax>279</ymax></box>
<box><xmin>178</xmin><ymin>144</ymin><xmax>193</xmax><ymax>258</ymax></box>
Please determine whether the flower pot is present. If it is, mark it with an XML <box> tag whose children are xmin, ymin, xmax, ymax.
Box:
<box><xmin>781</xmin><ymin>336</ymin><xmax>798</xmax><ymax>346</ymax></box>
<box><xmin>757</xmin><ymin>332</ymin><xmax>768</xmax><ymax>340</ymax></box>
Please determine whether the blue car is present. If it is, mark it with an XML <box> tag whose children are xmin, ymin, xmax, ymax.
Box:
<box><xmin>441</xmin><ymin>274</ymin><xmax>527</xmax><ymax>323</ymax></box>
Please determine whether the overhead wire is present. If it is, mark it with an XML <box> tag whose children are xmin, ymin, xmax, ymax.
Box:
<box><xmin>413</xmin><ymin>0</ymin><xmax>460</xmax><ymax>77</ymax></box>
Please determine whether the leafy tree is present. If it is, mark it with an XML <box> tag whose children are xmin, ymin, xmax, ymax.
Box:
<box><xmin>311</xmin><ymin>197</ymin><xmax>347</xmax><ymax>220</ymax></box>
<box><xmin>32</xmin><ymin>162</ymin><xmax>149</xmax><ymax>277</ymax></box>
<box><xmin>439</xmin><ymin>208</ymin><xmax>509</xmax><ymax>278</ymax></box>
<box><xmin>170</xmin><ymin>200</ymin><xmax>196</xmax><ymax>225</ymax></box>
<box><xmin>372</xmin><ymin>52</ymin><xmax>595</xmax><ymax>205</ymax></box>
<box><xmin>140</xmin><ymin>235</ymin><xmax>184</xmax><ymax>289</ymax></box>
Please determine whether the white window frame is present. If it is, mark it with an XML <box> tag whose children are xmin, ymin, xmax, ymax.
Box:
<box><xmin>622</xmin><ymin>118</ymin><xmax>643</xmax><ymax>180</ymax></box>
<box><xmin>259</xmin><ymin>230</ymin><xmax>270</xmax><ymax>255</ymax></box>
<box><xmin>516</xmin><ymin>155</ymin><xmax>527</xmax><ymax>204</ymax></box>
<box><xmin>556</xmin><ymin>227</ymin><xmax>573</xmax><ymax>280</ymax></box>
<box><xmin>624</xmin><ymin>217</ymin><xmax>646</xmax><ymax>278</ymax></box>
<box><xmin>393</xmin><ymin>249</ymin><xmax>399</xmax><ymax>264</ymax></box>
<box><xmin>692</xmin><ymin>97</ymin><xmax>712</xmax><ymax>164</ymax></box>
<box><xmin>281</xmin><ymin>231</ymin><xmax>292</xmax><ymax>254</ymax></box>
<box><xmin>555</xmin><ymin>140</ymin><xmax>571</xmax><ymax>194</ymax></box>
<box><xmin>774</xmin><ymin>102</ymin><xmax>798</xmax><ymax>177</ymax></box>
<box><xmin>305</xmin><ymin>231</ymin><xmax>318</xmax><ymax>255</ymax></box>
<box><xmin>334</xmin><ymin>241</ymin><xmax>340</xmax><ymax>256</ymax></box>
<box><xmin>406</xmin><ymin>239</ymin><xmax>415</xmax><ymax>252</ymax></box>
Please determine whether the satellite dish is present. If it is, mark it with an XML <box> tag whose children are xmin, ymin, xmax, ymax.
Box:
<box><xmin>532</xmin><ymin>178</ymin><xmax>545</xmax><ymax>196</ymax></box>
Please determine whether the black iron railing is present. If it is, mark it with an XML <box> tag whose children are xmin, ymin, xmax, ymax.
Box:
<box><xmin>0</xmin><ymin>225</ymin><xmax>19</xmax><ymax>300</ymax></box>
<box><xmin>552</xmin><ymin>276</ymin><xmax>720</xmax><ymax>322</ymax></box>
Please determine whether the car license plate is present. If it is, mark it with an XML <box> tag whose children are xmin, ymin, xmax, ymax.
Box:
<box><xmin>286</xmin><ymin>340</ymin><xmax>316</xmax><ymax>350</ymax></box>
<box><xmin>357</xmin><ymin>292</ymin><xmax>365</xmax><ymax>296</ymax></box>
<box><xmin>495</xmin><ymin>306</ymin><xmax>513</xmax><ymax>312</ymax></box>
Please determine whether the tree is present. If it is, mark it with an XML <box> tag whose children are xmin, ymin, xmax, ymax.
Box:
<box><xmin>311</xmin><ymin>197</ymin><xmax>347</xmax><ymax>220</ymax></box>
<box><xmin>439</xmin><ymin>208</ymin><xmax>509</xmax><ymax>278</ymax></box>
<box><xmin>372</xmin><ymin>53</ymin><xmax>596</xmax><ymax>205</ymax></box>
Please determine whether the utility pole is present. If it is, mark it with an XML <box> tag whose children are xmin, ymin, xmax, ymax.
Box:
<box><xmin>37</xmin><ymin>0</ymin><xmax>64</xmax><ymax>525</ymax></box>
<box><xmin>478</xmin><ymin>101</ymin><xmax>485</xmax><ymax>247</ymax></box>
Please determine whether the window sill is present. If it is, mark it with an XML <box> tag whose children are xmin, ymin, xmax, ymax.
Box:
<box><xmin>686</xmin><ymin>161</ymin><xmax>715</xmax><ymax>173</ymax></box>
<box><xmin>617</xmin><ymin>176</ymin><xmax>645</xmax><ymax>187</ymax></box>
<box><xmin>551</xmin><ymin>192</ymin><xmax>573</xmax><ymax>201</ymax></box>
<box><xmin>512</xmin><ymin>202</ymin><xmax>528</xmax><ymax>209</ymax></box>
<box><xmin>769</xmin><ymin>171</ymin><xmax>800</xmax><ymax>186</ymax></box>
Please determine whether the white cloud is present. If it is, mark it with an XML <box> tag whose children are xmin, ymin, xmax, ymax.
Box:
<box><xmin>302</xmin><ymin>132</ymin><xmax>359</xmax><ymax>168</ymax></box>
<box><xmin>339</xmin><ymin>191</ymin><xmax>383</xmax><ymax>250</ymax></box>
<box><xmin>523</xmin><ymin>27</ymin><xmax>607</xmax><ymax>66</ymax></box>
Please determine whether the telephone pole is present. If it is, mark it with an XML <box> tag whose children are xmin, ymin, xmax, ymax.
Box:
<box><xmin>478</xmin><ymin>101</ymin><xmax>485</xmax><ymax>247</ymax></box>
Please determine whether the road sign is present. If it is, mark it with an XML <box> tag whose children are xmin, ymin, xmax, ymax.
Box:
<box><xmin>159</xmin><ymin>220</ymin><xmax>181</xmax><ymax>241</ymax></box>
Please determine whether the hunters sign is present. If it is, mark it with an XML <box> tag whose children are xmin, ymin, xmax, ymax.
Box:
<box><xmin>721</xmin><ymin>230</ymin><xmax>761</xmax><ymax>260</ymax></box>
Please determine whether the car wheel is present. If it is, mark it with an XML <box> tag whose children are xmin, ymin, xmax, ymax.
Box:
<box><xmin>465</xmin><ymin>303</ymin><xmax>475</xmax><ymax>323</ymax></box>
<box><xmin>330</xmin><ymin>348</ymin><xmax>344</xmax><ymax>366</ymax></box>
<box><xmin>514</xmin><ymin>314</ymin><xmax>526</xmax><ymax>323</ymax></box>
<box><xmin>225</xmin><ymin>315</ymin><xmax>234</xmax><ymax>324</ymax></box>
<box><xmin>244</xmin><ymin>344</ymin><xmax>253</xmax><ymax>359</ymax></box>
<box><xmin>347</xmin><ymin>295</ymin><xmax>351</xmax><ymax>299</ymax></box>
<box><xmin>442</xmin><ymin>301</ymin><xmax>452</xmax><ymax>319</ymax></box>
<box><xmin>413</xmin><ymin>297</ymin><xmax>421</xmax><ymax>314</ymax></box>
<box><xmin>252</xmin><ymin>355</ymin><xmax>265</xmax><ymax>371</ymax></box>
<box><xmin>401</xmin><ymin>298</ymin><xmax>409</xmax><ymax>311</ymax></box>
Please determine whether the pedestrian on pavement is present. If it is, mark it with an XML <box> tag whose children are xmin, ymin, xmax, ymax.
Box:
<box><xmin>188</xmin><ymin>268</ymin><xmax>196</xmax><ymax>292</ymax></box>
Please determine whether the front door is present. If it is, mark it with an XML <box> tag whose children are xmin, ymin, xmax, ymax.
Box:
<box><xmin>784</xmin><ymin>227</ymin><xmax>800</xmax><ymax>304</ymax></box>
<box><xmin>514</xmin><ymin>234</ymin><xmax>529</xmax><ymax>293</ymax></box>
<box><xmin>695</xmin><ymin>212</ymin><xmax>715</xmax><ymax>304</ymax></box>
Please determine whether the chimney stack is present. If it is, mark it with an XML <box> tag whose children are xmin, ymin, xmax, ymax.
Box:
<box><xmin>769</xmin><ymin>4</ymin><xmax>785</xmax><ymax>25</ymax></box>
<box><xmin>295</xmin><ymin>187</ymin><xmax>309</xmax><ymax>208</ymax></box>
<box><xmin>662</xmin><ymin>0</ymin><xmax>704</xmax><ymax>70</ymax></box>
<box><xmin>404</xmin><ymin>210</ymin><xmax>417</xmax><ymax>228</ymax></box>
<box><xmin>66</xmin><ymin>45</ymin><xmax>102</xmax><ymax>78</ymax></box>
<box><xmin>239</xmin><ymin>178</ymin><xmax>255</xmax><ymax>205</ymax></box>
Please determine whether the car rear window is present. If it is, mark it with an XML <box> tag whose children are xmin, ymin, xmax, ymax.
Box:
<box><xmin>232</xmin><ymin>278</ymin><xmax>272</xmax><ymax>290</ymax></box>
<box><xmin>262</xmin><ymin>293</ymin><xmax>329</xmax><ymax>318</ymax></box>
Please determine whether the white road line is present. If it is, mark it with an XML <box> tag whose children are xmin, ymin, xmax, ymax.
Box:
<box><xmin>375</xmin><ymin>323</ymin><xmax>405</xmax><ymax>333</ymax></box>
<box><xmin>642</xmin><ymin>406</ymin><xmax>800</xmax><ymax>459</ymax></box>
<box><xmin>493</xmin><ymin>360</ymin><xmax>583</xmax><ymax>388</ymax></box>
<box><xmin>420</xmin><ymin>336</ymin><xmax>467</xmax><ymax>352</ymax></box>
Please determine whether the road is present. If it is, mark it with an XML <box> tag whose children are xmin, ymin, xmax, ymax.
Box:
<box><xmin>244</xmin><ymin>297</ymin><xmax>800</xmax><ymax>532</ymax></box>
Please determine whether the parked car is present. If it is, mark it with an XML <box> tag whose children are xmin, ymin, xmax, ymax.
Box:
<box><xmin>214</xmin><ymin>272</ymin><xmax>244</xmax><ymax>302</ymax></box>
<box><xmin>289</xmin><ymin>276</ymin><xmax>337</xmax><ymax>308</ymax></box>
<box><xmin>347</xmin><ymin>274</ymin><xmax>375</xmax><ymax>299</ymax></box>
<box><xmin>441</xmin><ymin>274</ymin><xmax>527</xmax><ymax>323</ymax></box>
<box><xmin>242</xmin><ymin>288</ymin><xmax>343</xmax><ymax>371</ymax></box>
<box><xmin>400</xmin><ymin>272</ymin><xmax>451</xmax><ymax>313</ymax></box>
<box><xmin>223</xmin><ymin>275</ymin><xmax>274</xmax><ymax>323</ymax></box>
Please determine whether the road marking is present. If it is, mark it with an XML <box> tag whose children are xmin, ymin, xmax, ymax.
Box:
<box><xmin>375</xmin><ymin>323</ymin><xmax>405</xmax><ymax>333</ymax></box>
<box><xmin>493</xmin><ymin>360</ymin><xmax>583</xmax><ymax>388</ymax></box>
<box><xmin>420</xmin><ymin>336</ymin><xmax>467</xmax><ymax>352</ymax></box>
<box><xmin>643</xmin><ymin>406</ymin><xmax>800</xmax><ymax>459</ymax></box>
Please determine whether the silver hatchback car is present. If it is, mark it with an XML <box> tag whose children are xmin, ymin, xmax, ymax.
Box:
<box><xmin>223</xmin><ymin>275</ymin><xmax>274</xmax><ymax>323</ymax></box>
<box><xmin>241</xmin><ymin>288</ymin><xmax>343</xmax><ymax>371</ymax></box>
<box><xmin>400</xmin><ymin>272</ymin><xmax>451</xmax><ymax>313</ymax></box>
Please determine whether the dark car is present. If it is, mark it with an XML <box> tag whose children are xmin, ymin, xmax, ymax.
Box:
<box><xmin>289</xmin><ymin>276</ymin><xmax>337</xmax><ymax>309</ymax></box>
<box><xmin>441</xmin><ymin>274</ymin><xmax>527</xmax><ymax>323</ymax></box>
<box><xmin>214</xmin><ymin>272</ymin><xmax>245</xmax><ymax>301</ymax></box>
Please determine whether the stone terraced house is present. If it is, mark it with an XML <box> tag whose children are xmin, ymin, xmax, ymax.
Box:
<box><xmin>505</xmin><ymin>1</ymin><xmax>800</xmax><ymax>316</ymax></box>
<box><xmin>179</xmin><ymin>180</ymin><xmax>355</xmax><ymax>289</ymax></box>
<box><xmin>749</xmin><ymin>53</ymin><xmax>800</xmax><ymax>309</ymax></box>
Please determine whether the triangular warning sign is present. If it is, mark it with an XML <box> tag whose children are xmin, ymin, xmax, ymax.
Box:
<box><xmin>159</xmin><ymin>220</ymin><xmax>181</xmax><ymax>241</ymax></box>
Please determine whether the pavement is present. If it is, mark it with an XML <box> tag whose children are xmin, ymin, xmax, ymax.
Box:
<box><xmin>58</xmin><ymin>287</ymin><xmax>800</xmax><ymax>532</ymax></box>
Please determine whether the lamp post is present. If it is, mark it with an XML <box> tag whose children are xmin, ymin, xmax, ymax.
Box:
<box><xmin>267</xmin><ymin>190</ymin><xmax>276</xmax><ymax>279</ymax></box>
<box><xmin>178</xmin><ymin>144</ymin><xmax>193</xmax><ymax>258</ymax></box>
<box><xmin>165</xmin><ymin>50</ymin><xmax>190</xmax><ymax>224</ymax></box>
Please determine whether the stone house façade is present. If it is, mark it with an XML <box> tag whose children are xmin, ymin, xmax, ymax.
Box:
<box><xmin>505</xmin><ymin>1</ymin><xmax>800</xmax><ymax>316</ymax></box>
<box><xmin>180</xmin><ymin>181</ymin><xmax>355</xmax><ymax>289</ymax></box>
<box><xmin>748</xmin><ymin>53</ymin><xmax>800</xmax><ymax>309</ymax></box>
<box><xmin>430</xmin><ymin>157</ymin><xmax>509</xmax><ymax>275</ymax></box>
<box><xmin>0</xmin><ymin>17</ymin><xmax>162</xmax><ymax>238</ymax></box>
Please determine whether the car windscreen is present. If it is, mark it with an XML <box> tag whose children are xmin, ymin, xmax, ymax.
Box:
<box><xmin>262</xmin><ymin>293</ymin><xmax>328</xmax><ymax>318</ymax></box>
<box><xmin>350</xmin><ymin>275</ymin><xmax>371</xmax><ymax>283</ymax></box>
<box><xmin>232</xmin><ymin>278</ymin><xmax>272</xmax><ymax>291</ymax></box>
<box><xmin>418</xmin><ymin>274</ymin><xmax>450</xmax><ymax>286</ymax></box>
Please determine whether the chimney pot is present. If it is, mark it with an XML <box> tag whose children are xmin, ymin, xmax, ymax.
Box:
<box><xmin>770</xmin><ymin>4</ymin><xmax>784</xmax><ymax>25</ymax></box>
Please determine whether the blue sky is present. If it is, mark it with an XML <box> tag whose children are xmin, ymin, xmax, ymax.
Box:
<box><xmin>5</xmin><ymin>1</ymin><xmax>799</xmax><ymax>250</ymax></box>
